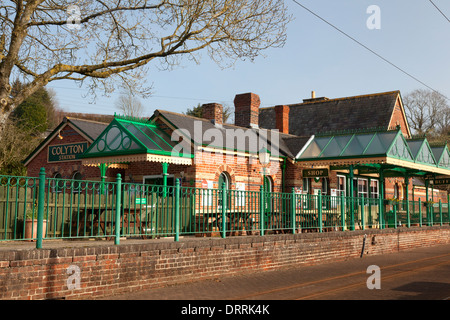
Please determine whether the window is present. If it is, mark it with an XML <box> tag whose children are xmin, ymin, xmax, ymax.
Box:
<box><xmin>370</xmin><ymin>180</ymin><xmax>379</xmax><ymax>199</ymax></box>
<box><xmin>321</xmin><ymin>178</ymin><xmax>328</xmax><ymax>195</ymax></box>
<box><xmin>302</xmin><ymin>178</ymin><xmax>310</xmax><ymax>194</ymax></box>
<box><xmin>143</xmin><ymin>175</ymin><xmax>175</xmax><ymax>196</ymax></box>
<box><xmin>218</xmin><ymin>172</ymin><xmax>231</xmax><ymax>208</ymax></box>
<box><xmin>321</xmin><ymin>178</ymin><xmax>329</xmax><ymax>209</ymax></box>
<box><xmin>358</xmin><ymin>179</ymin><xmax>368</xmax><ymax>199</ymax></box>
<box><xmin>337</xmin><ymin>175</ymin><xmax>346</xmax><ymax>196</ymax></box>
<box><xmin>51</xmin><ymin>172</ymin><xmax>63</xmax><ymax>193</ymax></box>
<box><xmin>394</xmin><ymin>183</ymin><xmax>399</xmax><ymax>199</ymax></box>
<box><xmin>72</xmin><ymin>171</ymin><xmax>82</xmax><ymax>192</ymax></box>
<box><xmin>353</xmin><ymin>178</ymin><xmax>368</xmax><ymax>198</ymax></box>
<box><xmin>218</xmin><ymin>172</ymin><xmax>230</xmax><ymax>190</ymax></box>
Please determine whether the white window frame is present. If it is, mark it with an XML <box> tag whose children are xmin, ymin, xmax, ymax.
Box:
<box><xmin>337</xmin><ymin>175</ymin><xmax>346</xmax><ymax>197</ymax></box>
<box><xmin>370</xmin><ymin>180</ymin><xmax>379</xmax><ymax>199</ymax></box>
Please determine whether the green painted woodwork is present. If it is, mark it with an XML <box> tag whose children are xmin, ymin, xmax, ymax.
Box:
<box><xmin>82</xmin><ymin>115</ymin><xmax>193</xmax><ymax>159</ymax></box>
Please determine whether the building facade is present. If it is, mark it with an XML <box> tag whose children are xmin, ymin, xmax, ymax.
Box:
<box><xmin>25</xmin><ymin>90</ymin><xmax>449</xmax><ymax>204</ymax></box>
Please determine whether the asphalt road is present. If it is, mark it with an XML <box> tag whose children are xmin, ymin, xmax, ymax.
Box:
<box><xmin>100</xmin><ymin>243</ymin><xmax>450</xmax><ymax>301</ymax></box>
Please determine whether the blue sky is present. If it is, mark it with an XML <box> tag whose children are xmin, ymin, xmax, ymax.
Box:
<box><xmin>47</xmin><ymin>0</ymin><xmax>450</xmax><ymax>118</ymax></box>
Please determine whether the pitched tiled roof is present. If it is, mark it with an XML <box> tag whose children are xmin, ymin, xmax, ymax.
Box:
<box><xmin>23</xmin><ymin>117</ymin><xmax>108</xmax><ymax>166</ymax></box>
<box><xmin>153</xmin><ymin>110</ymin><xmax>295</xmax><ymax>158</ymax></box>
<box><xmin>259</xmin><ymin>91</ymin><xmax>400</xmax><ymax>137</ymax></box>
<box><xmin>65</xmin><ymin>117</ymin><xmax>108</xmax><ymax>141</ymax></box>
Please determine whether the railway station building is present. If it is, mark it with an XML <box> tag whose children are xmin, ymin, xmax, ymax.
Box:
<box><xmin>24</xmin><ymin>90</ymin><xmax>450</xmax><ymax>206</ymax></box>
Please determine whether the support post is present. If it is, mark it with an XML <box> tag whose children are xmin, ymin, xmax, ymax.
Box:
<box><xmin>405</xmin><ymin>174</ymin><xmax>410</xmax><ymax>228</ymax></box>
<box><xmin>379</xmin><ymin>169</ymin><xmax>385</xmax><ymax>230</ymax></box>
<box><xmin>36</xmin><ymin>168</ymin><xmax>46</xmax><ymax>249</ymax></box>
<box><xmin>291</xmin><ymin>188</ymin><xmax>296</xmax><ymax>234</ymax></box>
<box><xmin>115</xmin><ymin>174</ymin><xmax>122</xmax><ymax>245</ymax></box>
<box><xmin>99</xmin><ymin>163</ymin><xmax>108</xmax><ymax>195</ymax></box>
<box><xmin>175</xmin><ymin>179</ymin><xmax>180</xmax><ymax>241</ymax></box>
<box><xmin>260</xmin><ymin>186</ymin><xmax>265</xmax><ymax>236</ymax></box>
<box><xmin>349</xmin><ymin>165</ymin><xmax>355</xmax><ymax>231</ymax></box>
<box><xmin>425</xmin><ymin>179</ymin><xmax>430</xmax><ymax>226</ymax></box>
<box><xmin>318</xmin><ymin>190</ymin><xmax>323</xmax><ymax>233</ymax></box>
<box><xmin>341</xmin><ymin>193</ymin><xmax>345</xmax><ymax>231</ymax></box>
<box><xmin>162</xmin><ymin>162</ymin><xmax>169</xmax><ymax>198</ymax></box>
<box><xmin>221</xmin><ymin>182</ymin><xmax>227</xmax><ymax>239</ymax></box>
<box><xmin>439</xmin><ymin>199</ymin><xmax>443</xmax><ymax>226</ymax></box>
<box><xmin>361</xmin><ymin>194</ymin><xmax>365</xmax><ymax>230</ymax></box>
<box><xmin>419</xmin><ymin>198</ymin><xmax>422</xmax><ymax>227</ymax></box>
<box><xmin>393</xmin><ymin>201</ymin><xmax>397</xmax><ymax>229</ymax></box>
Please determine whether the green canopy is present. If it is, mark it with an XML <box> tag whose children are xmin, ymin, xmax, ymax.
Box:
<box><xmin>81</xmin><ymin>115</ymin><xmax>193</xmax><ymax>167</ymax></box>
<box><xmin>296</xmin><ymin>128</ymin><xmax>450</xmax><ymax>177</ymax></box>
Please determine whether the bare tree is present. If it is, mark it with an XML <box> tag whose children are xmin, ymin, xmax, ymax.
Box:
<box><xmin>403</xmin><ymin>89</ymin><xmax>449</xmax><ymax>136</ymax></box>
<box><xmin>0</xmin><ymin>0</ymin><xmax>291</xmax><ymax>137</ymax></box>
<box><xmin>115</xmin><ymin>91</ymin><xmax>144</xmax><ymax>118</ymax></box>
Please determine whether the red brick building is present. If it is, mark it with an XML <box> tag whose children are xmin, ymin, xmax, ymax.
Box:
<box><xmin>24</xmin><ymin>90</ymin><xmax>449</xmax><ymax>204</ymax></box>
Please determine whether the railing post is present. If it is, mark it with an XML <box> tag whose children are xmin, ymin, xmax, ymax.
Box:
<box><xmin>260</xmin><ymin>186</ymin><xmax>264</xmax><ymax>236</ymax></box>
<box><xmin>175</xmin><ymin>179</ymin><xmax>181</xmax><ymax>241</ymax></box>
<box><xmin>393</xmin><ymin>202</ymin><xmax>397</xmax><ymax>229</ymax></box>
<box><xmin>419</xmin><ymin>198</ymin><xmax>422</xmax><ymax>227</ymax></box>
<box><xmin>221</xmin><ymin>182</ymin><xmax>227</xmax><ymax>239</ymax></box>
<box><xmin>115</xmin><ymin>174</ymin><xmax>122</xmax><ymax>245</ymax></box>
<box><xmin>361</xmin><ymin>195</ymin><xmax>365</xmax><ymax>230</ymax></box>
<box><xmin>291</xmin><ymin>188</ymin><xmax>296</xmax><ymax>234</ymax></box>
<box><xmin>36</xmin><ymin>168</ymin><xmax>46</xmax><ymax>249</ymax></box>
<box><xmin>318</xmin><ymin>190</ymin><xmax>322</xmax><ymax>233</ymax></box>
<box><xmin>341</xmin><ymin>194</ymin><xmax>345</xmax><ymax>231</ymax></box>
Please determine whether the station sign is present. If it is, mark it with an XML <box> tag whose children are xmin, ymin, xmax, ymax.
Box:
<box><xmin>48</xmin><ymin>142</ymin><xmax>88</xmax><ymax>163</ymax></box>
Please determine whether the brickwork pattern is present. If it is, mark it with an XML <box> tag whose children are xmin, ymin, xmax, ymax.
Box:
<box><xmin>0</xmin><ymin>226</ymin><xmax>448</xmax><ymax>300</ymax></box>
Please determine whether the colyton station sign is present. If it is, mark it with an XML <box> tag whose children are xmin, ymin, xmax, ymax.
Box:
<box><xmin>48</xmin><ymin>142</ymin><xmax>88</xmax><ymax>163</ymax></box>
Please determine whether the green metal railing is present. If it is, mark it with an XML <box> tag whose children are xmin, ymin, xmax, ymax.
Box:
<box><xmin>0</xmin><ymin>168</ymin><xmax>449</xmax><ymax>248</ymax></box>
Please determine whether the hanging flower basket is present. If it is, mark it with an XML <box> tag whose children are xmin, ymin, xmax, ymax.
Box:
<box><xmin>422</xmin><ymin>201</ymin><xmax>434</xmax><ymax>208</ymax></box>
<box><xmin>384</xmin><ymin>198</ymin><xmax>399</xmax><ymax>205</ymax></box>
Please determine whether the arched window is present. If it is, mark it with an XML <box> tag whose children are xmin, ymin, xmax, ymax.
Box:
<box><xmin>218</xmin><ymin>172</ymin><xmax>230</xmax><ymax>190</ymax></box>
<box><xmin>394</xmin><ymin>183</ymin><xmax>399</xmax><ymax>199</ymax></box>
<box><xmin>72</xmin><ymin>171</ymin><xmax>83</xmax><ymax>192</ymax></box>
<box><xmin>52</xmin><ymin>172</ymin><xmax>63</xmax><ymax>193</ymax></box>
<box><xmin>218</xmin><ymin>172</ymin><xmax>231</xmax><ymax>208</ymax></box>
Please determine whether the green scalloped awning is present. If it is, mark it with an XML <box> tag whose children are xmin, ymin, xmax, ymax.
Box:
<box><xmin>81</xmin><ymin>115</ymin><xmax>193</xmax><ymax>166</ymax></box>
<box><xmin>296</xmin><ymin>128</ymin><xmax>450</xmax><ymax>176</ymax></box>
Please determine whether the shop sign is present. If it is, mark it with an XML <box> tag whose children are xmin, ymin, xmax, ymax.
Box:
<box><xmin>302</xmin><ymin>168</ymin><xmax>328</xmax><ymax>178</ymax></box>
<box><xmin>433</xmin><ymin>178</ymin><xmax>450</xmax><ymax>185</ymax></box>
<box><xmin>48</xmin><ymin>142</ymin><xmax>88</xmax><ymax>162</ymax></box>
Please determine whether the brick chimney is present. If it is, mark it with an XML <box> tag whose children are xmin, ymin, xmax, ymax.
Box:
<box><xmin>275</xmin><ymin>105</ymin><xmax>289</xmax><ymax>134</ymax></box>
<box><xmin>202</xmin><ymin>103</ymin><xmax>223</xmax><ymax>125</ymax></box>
<box><xmin>234</xmin><ymin>93</ymin><xmax>260</xmax><ymax>128</ymax></box>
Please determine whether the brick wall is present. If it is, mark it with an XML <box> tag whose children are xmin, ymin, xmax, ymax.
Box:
<box><xmin>0</xmin><ymin>226</ymin><xmax>448</xmax><ymax>300</ymax></box>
